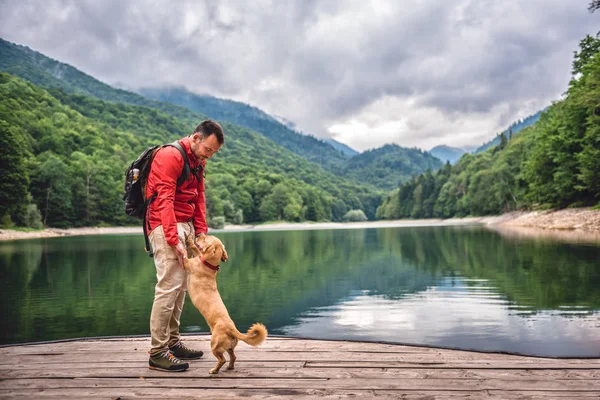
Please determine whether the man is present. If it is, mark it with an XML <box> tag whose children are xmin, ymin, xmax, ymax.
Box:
<box><xmin>146</xmin><ymin>119</ymin><xmax>224</xmax><ymax>372</ymax></box>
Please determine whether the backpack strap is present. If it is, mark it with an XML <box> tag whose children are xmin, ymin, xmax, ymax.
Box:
<box><xmin>142</xmin><ymin>140</ymin><xmax>192</xmax><ymax>258</ymax></box>
<box><xmin>169</xmin><ymin>141</ymin><xmax>190</xmax><ymax>186</ymax></box>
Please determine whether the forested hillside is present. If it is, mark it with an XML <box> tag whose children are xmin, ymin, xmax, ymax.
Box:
<box><xmin>474</xmin><ymin>111</ymin><xmax>543</xmax><ymax>154</ymax></box>
<box><xmin>342</xmin><ymin>145</ymin><xmax>443</xmax><ymax>191</ymax></box>
<box><xmin>0</xmin><ymin>73</ymin><xmax>383</xmax><ymax>228</ymax></box>
<box><xmin>377</xmin><ymin>33</ymin><xmax>600</xmax><ymax>220</ymax></box>
<box><xmin>0</xmin><ymin>38</ymin><xmax>439</xmax><ymax>191</ymax></box>
<box><xmin>139</xmin><ymin>87</ymin><xmax>349</xmax><ymax>170</ymax></box>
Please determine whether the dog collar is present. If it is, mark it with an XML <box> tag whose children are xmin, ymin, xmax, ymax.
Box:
<box><xmin>200</xmin><ymin>255</ymin><xmax>220</xmax><ymax>271</ymax></box>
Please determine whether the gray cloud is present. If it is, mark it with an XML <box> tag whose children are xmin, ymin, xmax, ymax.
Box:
<box><xmin>1</xmin><ymin>0</ymin><xmax>598</xmax><ymax>151</ymax></box>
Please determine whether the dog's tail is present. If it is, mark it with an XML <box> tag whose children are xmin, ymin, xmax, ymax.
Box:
<box><xmin>234</xmin><ymin>323</ymin><xmax>268</xmax><ymax>347</ymax></box>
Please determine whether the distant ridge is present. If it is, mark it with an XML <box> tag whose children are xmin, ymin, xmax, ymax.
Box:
<box><xmin>324</xmin><ymin>138</ymin><xmax>359</xmax><ymax>157</ymax></box>
<box><xmin>429</xmin><ymin>145</ymin><xmax>466</xmax><ymax>164</ymax></box>
<box><xmin>475</xmin><ymin>110</ymin><xmax>544</xmax><ymax>153</ymax></box>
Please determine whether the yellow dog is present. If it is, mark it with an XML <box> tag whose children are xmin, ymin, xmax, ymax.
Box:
<box><xmin>183</xmin><ymin>234</ymin><xmax>267</xmax><ymax>374</ymax></box>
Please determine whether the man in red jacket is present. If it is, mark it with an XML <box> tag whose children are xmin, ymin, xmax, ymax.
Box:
<box><xmin>146</xmin><ymin>120</ymin><xmax>224</xmax><ymax>372</ymax></box>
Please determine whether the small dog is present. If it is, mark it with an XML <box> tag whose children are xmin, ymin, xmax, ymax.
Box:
<box><xmin>183</xmin><ymin>234</ymin><xmax>268</xmax><ymax>374</ymax></box>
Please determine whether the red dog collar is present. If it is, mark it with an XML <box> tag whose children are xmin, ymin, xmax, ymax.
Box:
<box><xmin>200</xmin><ymin>255</ymin><xmax>220</xmax><ymax>271</ymax></box>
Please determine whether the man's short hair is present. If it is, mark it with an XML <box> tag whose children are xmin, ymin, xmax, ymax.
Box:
<box><xmin>193</xmin><ymin>120</ymin><xmax>225</xmax><ymax>145</ymax></box>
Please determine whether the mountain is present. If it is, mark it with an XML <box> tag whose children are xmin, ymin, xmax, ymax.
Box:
<box><xmin>474</xmin><ymin>110</ymin><xmax>544</xmax><ymax>153</ymax></box>
<box><xmin>376</xmin><ymin>32</ymin><xmax>600</xmax><ymax>218</ymax></box>
<box><xmin>0</xmin><ymin>37</ymin><xmax>441</xmax><ymax>193</ymax></box>
<box><xmin>343</xmin><ymin>144</ymin><xmax>443</xmax><ymax>191</ymax></box>
<box><xmin>324</xmin><ymin>138</ymin><xmax>359</xmax><ymax>157</ymax></box>
<box><xmin>138</xmin><ymin>86</ymin><xmax>348</xmax><ymax>170</ymax></box>
<box><xmin>0</xmin><ymin>72</ymin><xmax>386</xmax><ymax>227</ymax></box>
<box><xmin>429</xmin><ymin>145</ymin><xmax>465</xmax><ymax>164</ymax></box>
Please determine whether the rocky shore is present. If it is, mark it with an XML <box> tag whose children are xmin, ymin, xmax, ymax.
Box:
<box><xmin>1</xmin><ymin>207</ymin><xmax>599</xmax><ymax>242</ymax></box>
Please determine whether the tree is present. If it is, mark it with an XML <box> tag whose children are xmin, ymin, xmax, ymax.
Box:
<box><xmin>499</xmin><ymin>132</ymin><xmax>508</xmax><ymax>151</ymax></box>
<box><xmin>589</xmin><ymin>0</ymin><xmax>600</xmax><ymax>13</ymax></box>
<box><xmin>342</xmin><ymin>210</ymin><xmax>368</xmax><ymax>222</ymax></box>
<box><xmin>572</xmin><ymin>33</ymin><xmax>600</xmax><ymax>76</ymax></box>
<box><xmin>0</xmin><ymin>121</ymin><xmax>29</xmax><ymax>225</ymax></box>
<box><xmin>29</xmin><ymin>153</ymin><xmax>73</xmax><ymax>227</ymax></box>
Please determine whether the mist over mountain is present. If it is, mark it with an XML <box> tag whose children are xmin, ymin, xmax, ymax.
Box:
<box><xmin>429</xmin><ymin>145</ymin><xmax>466</xmax><ymax>165</ymax></box>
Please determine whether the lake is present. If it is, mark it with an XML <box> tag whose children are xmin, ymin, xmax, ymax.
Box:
<box><xmin>1</xmin><ymin>225</ymin><xmax>599</xmax><ymax>357</ymax></box>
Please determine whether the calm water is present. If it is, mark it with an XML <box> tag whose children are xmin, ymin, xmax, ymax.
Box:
<box><xmin>1</xmin><ymin>226</ymin><xmax>599</xmax><ymax>357</ymax></box>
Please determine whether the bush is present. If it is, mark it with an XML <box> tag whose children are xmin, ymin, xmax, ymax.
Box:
<box><xmin>232</xmin><ymin>209</ymin><xmax>243</xmax><ymax>225</ymax></box>
<box><xmin>0</xmin><ymin>214</ymin><xmax>14</xmax><ymax>228</ymax></box>
<box><xmin>24</xmin><ymin>204</ymin><xmax>44</xmax><ymax>229</ymax></box>
<box><xmin>342</xmin><ymin>209</ymin><xmax>368</xmax><ymax>222</ymax></box>
<box><xmin>209</xmin><ymin>216</ymin><xmax>226</xmax><ymax>229</ymax></box>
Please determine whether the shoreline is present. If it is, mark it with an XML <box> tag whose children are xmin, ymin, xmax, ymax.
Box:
<box><xmin>1</xmin><ymin>207</ymin><xmax>599</xmax><ymax>242</ymax></box>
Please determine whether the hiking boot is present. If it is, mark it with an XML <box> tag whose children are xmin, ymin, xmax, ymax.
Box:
<box><xmin>149</xmin><ymin>350</ymin><xmax>189</xmax><ymax>372</ymax></box>
<box><xmin>169</xmin><ymin>341</ymin><xmax>204</xmax><ymax>360</ymax></box>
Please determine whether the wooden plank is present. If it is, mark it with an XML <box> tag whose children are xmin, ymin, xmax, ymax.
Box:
<box><xmin>0</xmin><ymin>340</ymin><xmax>445</xmax><ymax>354</ymax></box>
<box><xmin>1</xmin><ymin>388</ymin><xmax>599</xmax><ymax>400</ymax></box>
<box><xmin>3</xmin><ymin>340</ymin><xmax>595</xmax><ymax>364</ymax></box>
<box><xmin>1</xmin><ymin>336</ymin><xmax>551</xmax><ymax>357</ymax></box>
<box><xmin>0</xmin><ymin>338</ymin><xmax>543</xmax><ymax>354</ymax></box>
<box><xmin>1</xmin><ymin>352</ymin><xmax>597</xmax><ymax>369</ymax></box>
<box><xmin>305</xmin><ymin>361</ymin><xmax>600</xmax><ymax>369</ymax></box>
<box><xmin>0</xmin><ymin>361</ymin><xmax>306</xmax><ymax>370</ymax></box>
<box><xmin>2</xmin><ymin>377</ymin><xmax>600</xmax><ymax>391</ymax></box>
<box><xmin>1</xmin><ymin>366</ymin><xmax>598</xmax><ymax>380</ymax></box>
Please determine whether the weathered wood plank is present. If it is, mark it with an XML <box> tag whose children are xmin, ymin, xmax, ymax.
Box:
<box><xmin>1</xmin><ymin>351</ymin><xmax>597</xmax><ymax>368</ymax></box>
<box><xmin>0</xmin><ymin>361</ymin><xmax>306</xmax><ymax>370</ymax></box>
<box><xmin>1</xmin><ymin>366</ymin><xmax>598</xmax><ymax>380</ymax></box>
<box><xmin>0</xmin><ymin>338</ymin><xmax>551</xmax><ymax>357</ymax></box>
<box><xmin>3</xmin><ymin>388</ymin><xmax>598</xmax><ymax>399</ymax></box>
<box><xmin>2</xmin><ymin>377</ymin><xmax>600</xmax><ymax>391</ymax></box>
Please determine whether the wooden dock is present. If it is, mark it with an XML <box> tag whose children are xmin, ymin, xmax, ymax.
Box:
<box><xmin>1</xmin><ymin>336</ymin><xmax>598</xmax><ymax>399</ymax></box>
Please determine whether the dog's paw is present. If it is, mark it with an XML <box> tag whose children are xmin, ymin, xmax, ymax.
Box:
<box><xmin>209</xmin><ymin>369</ymin><xmax>219</xmax><ymax>374</ymax></box>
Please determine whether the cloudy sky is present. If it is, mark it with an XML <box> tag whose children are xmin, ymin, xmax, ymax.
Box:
<box><xmin>0</xmin><ymin>1</ymin><xmax>598</xmax><ymax>151</ymax></box>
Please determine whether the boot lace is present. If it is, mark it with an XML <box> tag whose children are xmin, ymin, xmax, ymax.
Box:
<box><xmin>173</xmin><ymin>342</ymin><xmax>191</xmax><ymax>352</ymax></box>
<box><xmin>161</xmin><ymin>350</ymin><xmax>183</xmax><ymax>364</ymax></box>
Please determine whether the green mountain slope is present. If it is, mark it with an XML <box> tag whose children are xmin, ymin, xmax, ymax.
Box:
<box><xmin>138</xmin><ymin>86</ymin><xmax>349</xmax><ymax>170</ymax></box>
<box><xmin>344</xmin><ymin>144</ymin><xmax>443</xmax><ymax>191</ymax></box>
<box><xmin>324</xmin><ymin>138</ymin><xmax>359</xmax><ymax>156</ymax></box>
<box><xmin>1</xmin><ymin>38</ymin><xmax>439</xmax><ymax>192</ymax></box>
<box><xmin>136</xmin><ymin>87</ymin><xmax>444</xmax><ymax>189</ymax></box>
<box><xmin>0</xmin><ymin>72</ymin><xmax>383</xmax><ymax>227</ymax></box>
<box><xmin>376</xmin><ymin>33</ymin><xmax>600</xmax><ymax>219</ymax></box>
<box><xmin>474</xmin><ymin>110</ymin><xmax>543</xmax><ymax>154</ymax></box>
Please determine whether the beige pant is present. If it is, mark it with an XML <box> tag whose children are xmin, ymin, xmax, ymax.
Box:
<box><xmin>148</xmin><ymin>221</ymin><xmax>193</xmax><ymax>356</ymax></box>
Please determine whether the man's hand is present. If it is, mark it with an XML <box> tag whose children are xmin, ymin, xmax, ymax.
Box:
<box><xmin>173</xmin><ymin>241</ymin><xmax>187</xmax><ymax>268</ymax></box>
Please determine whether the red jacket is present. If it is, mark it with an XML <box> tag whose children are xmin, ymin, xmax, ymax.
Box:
<box><xmin>146</xmin><ymin>137</ymin><xmax>208</xmax><ymax>246</ymax></box>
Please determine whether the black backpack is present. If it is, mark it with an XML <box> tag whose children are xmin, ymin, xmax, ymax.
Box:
<box><xmin>123</xmin><ymin>141</ymin><xmax>201</xmax><ymax>257</ymax></box>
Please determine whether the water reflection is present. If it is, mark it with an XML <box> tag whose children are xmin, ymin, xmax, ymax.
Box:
<box><xmin>281</xmin><ymin>276</ymin><xmax>600</xmax><ymax>357</ymax></box>
<box><xmin>1</xmin><ymin>226</ymin><xmax>599</xmax><ymax>356</ymax></box>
